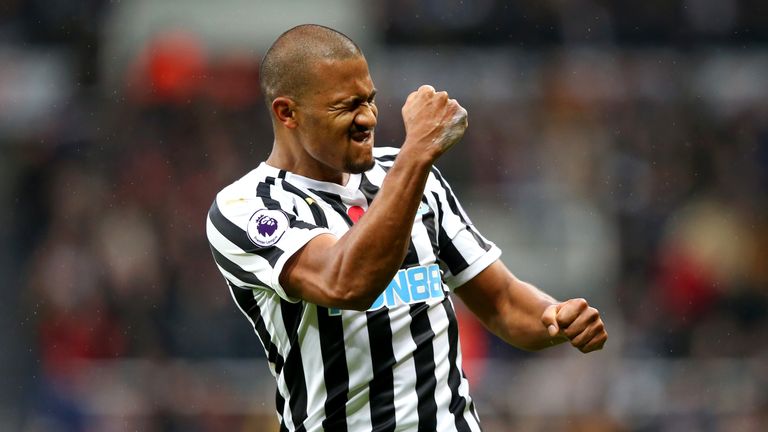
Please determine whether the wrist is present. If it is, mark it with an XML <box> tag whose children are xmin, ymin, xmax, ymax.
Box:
<box><xmin>396</xmin><ymin>141</ymin><xmax>438</xmax><ymax>169</ymax></box>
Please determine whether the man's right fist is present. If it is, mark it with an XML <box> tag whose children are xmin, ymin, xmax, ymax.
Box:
<box><xmin>401</xmin><ymin>85</ymin><xmax>468</xmax><ymax>160</ymax></box>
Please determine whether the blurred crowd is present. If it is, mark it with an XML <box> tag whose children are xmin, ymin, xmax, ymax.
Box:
<box><xmin>2</xmin><ymin>1</ymin><xmax>768</xmax><ymax>431</ymax></box>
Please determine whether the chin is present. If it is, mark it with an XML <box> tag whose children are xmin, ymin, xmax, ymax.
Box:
<box><xmin>346</xmin><ymin>157</ymin><xmax>375</xmax><ymax>174</ymax></box>
<box><xmin>344</xmin><ymin>140</ymin><xmax>374</xmax><ymax>174</ymax></box>
<box><xmin>345</xmin><ymin>147</ymin><xmax>375</xmax><ymax>173</ymax></box>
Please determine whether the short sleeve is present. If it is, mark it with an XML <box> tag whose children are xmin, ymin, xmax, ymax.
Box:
<box><xmin>206</xmin><ymin>193</ymin><xmax>332</xmax><ymax>302</ymax></box>
<box><xmin>432</xmin><ymin>169</ymin><xmax>502</xmax><ymax>290</ymax></box>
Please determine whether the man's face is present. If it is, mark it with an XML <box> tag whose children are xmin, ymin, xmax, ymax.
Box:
<box><xmin>294</xmin><ymin>55</ymin><xmax>378</xmax><ymax>175</ymax></box>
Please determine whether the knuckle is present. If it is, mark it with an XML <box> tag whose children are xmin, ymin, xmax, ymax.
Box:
<box><xmin>587</xmin><ymin>308</ymin><xmax>600</xmax><ymax>321</ymax></box>
<box><xmin>582</xmin><ymin>342</ymin><xmax>597</xmax><ymax>353</ymax></box>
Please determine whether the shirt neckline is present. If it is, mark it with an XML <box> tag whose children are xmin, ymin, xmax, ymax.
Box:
<box><xmin>259</xmin><ymin>162</ymin><xmax>362</xmax><ymax>198</ymax></box>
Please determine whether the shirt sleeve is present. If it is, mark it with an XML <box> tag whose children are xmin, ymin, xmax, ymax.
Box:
<box><xmin>206</xmin><ymin>191</ymin><xmax>332</xmax><ymax>303</ymax></box>
<box><xmin>432</xmin><ymin>169</ymin><xmax>502</xmax><ymax>290</ymax></box>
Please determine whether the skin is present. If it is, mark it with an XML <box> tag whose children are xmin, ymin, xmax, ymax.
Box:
<box><xmin>267</xmin><ymin>53</ymin><xmax>607</xmax><ymax>353</ymax></box>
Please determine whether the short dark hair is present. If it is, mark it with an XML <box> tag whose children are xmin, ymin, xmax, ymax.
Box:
<box><xmin>259</xmin><ymin>24</ymin><xmax>363</xmax><ymax>110</ymax></box>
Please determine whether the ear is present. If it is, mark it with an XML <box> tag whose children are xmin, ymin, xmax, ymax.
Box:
<box><xmin>272</xmin><ymin>97</ymin><xmax>298</xmax><ymax>129</ymax></box>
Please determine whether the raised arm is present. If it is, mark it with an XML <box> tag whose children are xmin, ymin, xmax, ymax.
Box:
<box><xmin>281</xmin><ymin>85</ymin><xmax>468</xmax><ymax>310</ymax></box>
<box><xmin>455</xmin><ymin>260</ymin><xmax>608</xmax><ymax>353</ymax></box>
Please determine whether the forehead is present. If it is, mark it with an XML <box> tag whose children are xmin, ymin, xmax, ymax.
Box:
<box><xmin>306</xmin><ymin>56</ymin><xmax>375</xmax><ymax>102</ymax></box>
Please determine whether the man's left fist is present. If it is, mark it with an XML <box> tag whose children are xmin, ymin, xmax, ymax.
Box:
<box><xmin>541</xmin><ymin>298</ymin><xmax>607</xmax><ymax>353</ymax></box>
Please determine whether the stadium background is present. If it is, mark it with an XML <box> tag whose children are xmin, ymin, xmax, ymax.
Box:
<box><xmin>1</xmin><ymin>1</ymin><xmax>767</xmax><ymax>430</ymax></box>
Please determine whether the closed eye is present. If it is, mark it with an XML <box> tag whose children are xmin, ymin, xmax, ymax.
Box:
<box><xmin>334</xmin><ymin>90</ymin><xmax>377</xmax><ymax>111</ymax></box>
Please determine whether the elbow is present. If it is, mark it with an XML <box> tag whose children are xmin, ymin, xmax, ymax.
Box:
<box><xmin>320</xmin><ymin>259</ymin><xmax>389</xmax><ymax>311</ymax></box>
<box><xmin>327</xmin><ymin>283</ymin><xmax>380</xmax><ymax>311</ymax></box>
<box><xmin>323</xmin><ymin>267</ymin><xmax>388</xmax><ymax>311</ymax></box>
<box><xmin>343</xmin><ymin>298</ymin><xmax>378</xmax><ymax>312</ymax></box>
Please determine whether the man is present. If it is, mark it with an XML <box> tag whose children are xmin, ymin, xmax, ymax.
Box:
<box><xmin>207</xmin><ymin>24</ymin><xmax>607</xmax><ymax>431</ymax></box>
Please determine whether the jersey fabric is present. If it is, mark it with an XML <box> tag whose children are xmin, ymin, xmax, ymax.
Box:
<box><xmin>206</xmin><ymin>146</ymin><xmax>501</xmax><ymax>432</ymax></box>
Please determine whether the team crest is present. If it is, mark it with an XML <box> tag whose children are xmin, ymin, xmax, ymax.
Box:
<box><xmin>247</xmin><ymin>209</ymin><xmax>289</xmax><ymax>247</ymax></box>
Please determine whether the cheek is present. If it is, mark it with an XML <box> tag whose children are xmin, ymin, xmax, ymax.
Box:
<box><xmin>338</xmin><ymin>115</ymin><xmax>355</xmax><ymax>131</ymax></box>
<box><xmin>304</xmin><ymin>117</ymin><xmax>343</xmax><ymax>142</ymax></box>
<box><xmin>312</xmin><ymin>116</ymin><xmax>348</xmax><ymax>138</ymax></box>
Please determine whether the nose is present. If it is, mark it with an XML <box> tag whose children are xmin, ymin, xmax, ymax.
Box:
<box><xmin>354</xmin><ymin>104</ymin><xmax>377</xmax><ymax>130</ymax></box>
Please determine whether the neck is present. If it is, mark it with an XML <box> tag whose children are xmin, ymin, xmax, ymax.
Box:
<box><xmin>266</xmin><ymin>140</ymin><xmax>350</xmax><ymax>185</ymax></box>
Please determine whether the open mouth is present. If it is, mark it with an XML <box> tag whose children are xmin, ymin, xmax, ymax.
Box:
<box><xmin>350</xmin><ymin>130</ymin><xmax>373</xmax><ymax>144</ymax></box>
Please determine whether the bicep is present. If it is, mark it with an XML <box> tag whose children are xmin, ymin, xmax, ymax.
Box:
<box><xmin>279</xmin><ymin>233</ymin><xmax>342</xmax><ymax>307</ymax></box>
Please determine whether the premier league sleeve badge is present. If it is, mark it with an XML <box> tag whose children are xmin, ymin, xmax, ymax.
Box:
<box><xmin>246</xmin><ymin>209</ymin><xmax>290</xmax><ymax>247</ymax></box>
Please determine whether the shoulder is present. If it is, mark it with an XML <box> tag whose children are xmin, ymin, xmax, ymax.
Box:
<box><xmin>210</xmin><ymin>165</ymin><xmax>284</xmax><ymax>223</ymax></box>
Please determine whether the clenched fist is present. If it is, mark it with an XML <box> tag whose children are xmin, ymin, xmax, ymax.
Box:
<box><xmin>541</xmin><ymin>298</ymin><xmax>608</xmax><ymax>353</ymax></box>
<box><xmin>401</xmin><ymin>85</ymin><xmax>468</xmax><ymax>161</ymax></box>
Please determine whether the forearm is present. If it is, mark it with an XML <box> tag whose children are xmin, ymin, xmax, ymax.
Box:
<box><xmin>494</xmin><ymin>278</ymin><xmax>567</xmax><ymax>351</ymax></box>
<box><xmin>456</xmin><ymin>261</ymin><xmax>567</xmax><ymax>351</ymax></box>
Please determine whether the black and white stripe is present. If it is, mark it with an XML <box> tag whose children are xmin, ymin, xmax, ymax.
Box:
<box><xmin>207</xmin><ymin>147</ymin><xmax>500</xmax><ymax>431</ymax></box>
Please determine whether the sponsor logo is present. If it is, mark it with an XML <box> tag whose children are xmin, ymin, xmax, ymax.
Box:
<box><xmin>416</xmin><ymin>202</ymin><xmax>431</xmax><ymax>216</ymax></box>
<box><xmin>247</xmin><ymin>209</ymin><xmax>288</xmax><ymax>247</ymax></box>
<box><xmin>328</xmin><ymin>264</ymin><xmax>445</xmax><ymax>316</ymax></box>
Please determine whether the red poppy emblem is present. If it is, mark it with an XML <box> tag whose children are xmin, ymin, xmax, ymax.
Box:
<box><xmin>347</xmin><ymin>205</ymin><xmax>365</xmax><ymax>224</ymax></box>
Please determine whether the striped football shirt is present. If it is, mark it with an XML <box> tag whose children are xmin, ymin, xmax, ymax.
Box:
<box><xmin>206</xmin><ymin>146</ymin><xmax>501</xmax><ymax>431</ymax></box>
